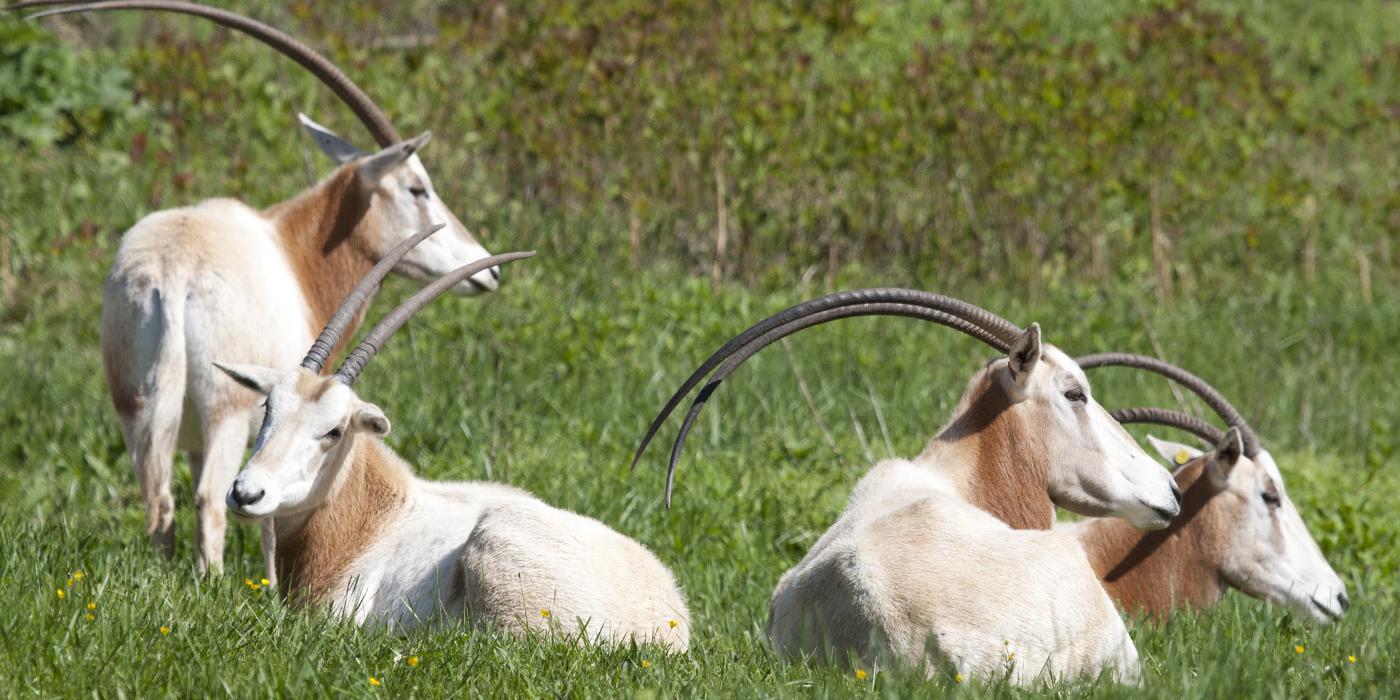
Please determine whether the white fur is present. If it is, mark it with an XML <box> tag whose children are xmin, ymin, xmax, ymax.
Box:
<box><xmin>101</xmin><ymin>118</ymin><xmax>496</xmax><ymax>581</ymax></box>
<box><xmin>762</xmin><ymin>337</ymin><xmax>1173</xmax><ymax>686</ymax></box>
<box><xmin>220</xmin><ymin>366</ymin><xmax>691</xmax><ymax>650</ymax></box>
<box><xmin>769</xmin><ymin>460</ymin><xmax>1138</xmax><ymax>685</ymax></box>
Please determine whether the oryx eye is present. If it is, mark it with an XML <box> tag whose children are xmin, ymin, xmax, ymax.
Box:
<box><xmin>1261</xmin><ymin>490</ymin><xmax>1282</xmax><ymax>507</ymax></box>
<box><xmin>1064</xmin><ymin>388</ymin><xmax>1087</xmax><ymax>404</ymax></box>
<box><xmin>408</xmin><ymin>186</ymin><xmax>428</xmax><ymax>199</ymax></box>
<box><xmin>323</xmin><ymin>427</ymin><xmax>344</xmax><ymax>442</ymax></box>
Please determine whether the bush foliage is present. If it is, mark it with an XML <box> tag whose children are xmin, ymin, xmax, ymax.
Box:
<box><xmin>2</xmin><ymin>0</ymin><xmax>1395</xmax><ymax>288</ymax></box>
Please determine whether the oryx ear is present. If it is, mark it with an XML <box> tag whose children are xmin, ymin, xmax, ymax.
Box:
<box><xmin>357</xmin><ymin>132</ymin><xmax>431</xmax><ymax>185</ymax></box>
<box><xmin>213</xmin><ymin>362</ymin><xmax>284</xmax><ymax>396</ymax></box>
<box><xmin>352</xmin><ymin>402</ymin><xmax>391</xmax><ymax>437</ymax></box>
<box><xmin>298</xmin><ymin>113</ymin><xmax>364</xmax><ymax>164</ymax></box>
<box><xmin>1147</xmin><ymin>435</ymin><xmax>1205</xmax><ymax>468</ymax></box>
<box><xmin>1006</xmin><ymin>322</ymin><xmax>1041</xmax><ymax>385</ymax></box>
<box><xmin>1204</xmin><ymin>427</ymin><xmax>1244</xmax><ymax>486</ymax></box>
<box><xmin>1213</xmin><ymin>427</ymin><xmax>1244</xmax><ymax>469</ymax></box>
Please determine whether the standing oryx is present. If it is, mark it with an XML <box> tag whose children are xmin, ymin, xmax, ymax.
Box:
<box><xmin>22</xmin><ymin>1</ymin><xmax>500</xmax><ymax>580</ymax></box>
<box><xmin>211</xmin><ymin>242</ymin><xmax>691</xmax><ymax>650</ymax></box>
<box><xmin>1064</xmin><ymin>353</ymin><xmax>1348</xmax><ymax>623</ymax></box>
<box><xmin>633</xmin><ymin>291</ymin><xmax>1182</xmax><ymax>685</ymax></box>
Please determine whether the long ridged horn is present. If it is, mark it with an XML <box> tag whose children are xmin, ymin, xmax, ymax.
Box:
<box><xmin>1077</xmin><ymin>352</ymin><xmax>1261</xmax><ymax>457</ymax></box>
<box><xmin>21</xmin><ymin>0</ymin><xmax>401</xmax><ymax>146</ymax></box>
<box><xmin>660</xmin><ymin>302</ymin><xmax>1006</xmax><ymax>506</ymax></box>
<box><xmin>1110</xmin><ymin>406</ymin><xmax>1224</xmax><ymax>446</ymax></box>
<box><xmin>632</xmin><ymin>288</ymin><xmax>1025</xmax><ymax>507</ymax></box>
<box><xmin>300</xmin><ymin>223</ymin><xmax>443</xmax><ymax>373</ymax></box>
<box><xmin>333</xmin><ymin>252</ymin><xmax>536</xmax><ymax>385</ymax></box>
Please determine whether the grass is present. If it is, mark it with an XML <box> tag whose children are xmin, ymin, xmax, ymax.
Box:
<box><xmin>1</xmin><ymin>215</ymin><xmax>1397</xmax><ymax>696</ymax></box>
<box><xmin>2</xmin><ymin>0</ymin><xmax>1398</xmax><ymax>696</ymax></box>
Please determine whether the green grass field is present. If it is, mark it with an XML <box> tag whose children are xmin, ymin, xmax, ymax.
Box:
<box><xmin>2</xmin><ymin>0</ymin><xmax>1398</xmax><ymax>697</ymax></box>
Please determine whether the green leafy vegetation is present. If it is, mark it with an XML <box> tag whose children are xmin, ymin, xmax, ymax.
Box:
<box><xmin>0</xmin><ymin>0</ymin><xmax>1396</xmax><ymax>696</ymax></box>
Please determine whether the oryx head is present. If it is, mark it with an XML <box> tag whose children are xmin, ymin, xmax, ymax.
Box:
<box><xmin>213</xmin><ymin>230</ymin><xmax>534</xmax><ymax>519</ymax></box>
<box><xmin>1082</xmin><ymin>353</ymin><xmax>1350</xmax><ymax>624</ymax></box>
<box><xmin>975</xmin><ymin>328</ymin><xmax>1180</xmax><ymax>529</ymax></box>
<box><xmin>25</xmin><ymin>1</ymin><xmax>500</xmax><ymax>294</ymax></box>
<box><xmin>299</xmin><ymin>115</ymin><xmax>499</xmax><ymax>294</ymax></box>
<box><xmin>1146</xmin><ymin>432</ymin><xmax>1349</xmax><ymax>623</ymax></box>
<box><xmin>631</xmin><ymin>289</ymin><xmax>1179</xmax><ymax>530</ymax></box>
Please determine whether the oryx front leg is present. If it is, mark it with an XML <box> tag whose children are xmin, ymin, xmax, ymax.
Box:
<box><xmin>192</xmin><ymin>412</ymin><xmax>251</xmax><ymax>575</ymax></box>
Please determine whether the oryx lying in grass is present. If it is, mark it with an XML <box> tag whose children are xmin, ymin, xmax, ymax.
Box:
<box><xmin>633</xmin><ymin>291</ymin><xmax>1182</xmax><ymax>684</ymax></box>
<box><xmin>210</xmin><ymin>245</ymin><xmax>691</xmax><ymax>649</ymax></box>
<box><xmin>1064</xmin><ymin>353</ymin><xmax>1349</xmax><ymax>623</ymax></box>
<box><xmin>21</xmin><ymin>1</ymin><xmax>500</xmax><ymax>579</ymax></box>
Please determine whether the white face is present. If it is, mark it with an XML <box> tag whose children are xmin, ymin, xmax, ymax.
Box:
<box><xmin>1006</xmin><ymin>343</ymin><xmax>1181</xmax><ymax>529</ymax></box>
<box><xmin>1149</xmin><ymin>438</ymin><xmax>1349</xmax><ymax>623</ymax></box>
<box><xmin>214</xmin><ymin>364</ymin><xmax>389</xmax><ymax>520</ymax></box>
<box><xmin>1223</xmin><ymin>450</ymin><xmax>1349</xmax><ymax>622</ymax></box>
<box><xmin>368</xmin><ymin>153</ymin><xmax>499</xmax><ymax>295</ymax></box>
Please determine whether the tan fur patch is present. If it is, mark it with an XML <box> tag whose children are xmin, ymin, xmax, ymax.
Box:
<box><xmin>264</xmin><ymin>165</ymin><xmax>381</xmax><ymax>365</ymax></box>
<box><xmin>1080</xmin><ymin>459</ymin><xmax>1233</xmax><ymax>618</ymax></box>
<box><xmin>932</xmin><ymin>368</ymin><xmax>1055</xmax><ymax>530</ymax></box>
<box><xmin>275</xmin><ymin>437</ymin><xmax>409</xmax><ymax>605</ymax></box>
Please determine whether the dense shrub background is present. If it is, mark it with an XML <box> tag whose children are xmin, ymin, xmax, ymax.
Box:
<box><xmin>3</xmin><ymin>0</ymin><xmax>1395</xmax><ymax>290</ymax></box>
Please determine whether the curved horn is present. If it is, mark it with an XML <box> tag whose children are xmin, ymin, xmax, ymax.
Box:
<box><xmin>632</xmin><ymin>288</ymin><xmax>1024</xmax><ymax>505</ymax></box>
<box><xmin>301</xmin><ymin>223</ymin><xmax>444</xmax><ymax>373</ymax></box>
<box><xmin>660</xmin><ymin>302</ymin><xmax>1004</xmax><ymax>506</ymax></box>
<box><xmin>1110</xmin><ymin>407</ymin><xmax>1224</xmax><ymax>446</ymax></box>
<box><xmin>1077</xmin><ymin>352</ymin><xmax>1260</xmax><ymax>457</ymax></box>
<box><xmin>333</xmin><ymin>252</ymin><xmax>537</xmax><ymax>385</ymax></box>
<box><xmin>22</xmin><ymin>0</ymin><xmax>401</xmax><ymax>146</ymax></box>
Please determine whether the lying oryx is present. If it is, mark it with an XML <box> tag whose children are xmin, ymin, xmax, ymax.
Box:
<box><xmin>633</xmin><ymin>292</ymin><xmax>1182</xmax><ymax>684</ymax></box>
<box><xmin>21</xmin><ymin>0</ymin><xmax>500</xmax><ymax>579</ymax></box>
<box><xmin>1066</xmin><ymin>353</ymin><xmax>1349</xmax><ymax>623</ymax></box>
<box><xmin>211</xmin><ymin>244</ymin><xmax>690</xmax><ymax>650</ymax></box>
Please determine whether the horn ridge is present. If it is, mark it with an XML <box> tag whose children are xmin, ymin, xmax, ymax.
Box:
<box><xmin>22</xmin><ymin>0</ymin><xmax>401</xmax><ymax>146</ymax></box>
<box><xmin>333</xmin><ymin>251</ymin><xmax>536</xmax><ymax>385</ymax></box>
<box><xmin>661</xmin><ymin>303</ymin><xmax>1002</xmax><ymax>506</ymax></box>
<box><xmin>1110</xmin><ymin>406</ymin><xmax>1225</xmax><ymax>447</ymax></box>
<box><xmin>301</xmin><ymin>223</ymin><xmax>445</xmax><ymax>373</ymax></box>
<box><xmin>1077</xmin><ymin>352</ymin><xmax>1260</xmax><ymax>457</ymax></box>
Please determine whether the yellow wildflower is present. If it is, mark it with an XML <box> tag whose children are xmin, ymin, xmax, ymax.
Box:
<box><xmin>854</xmin><ymin>668</ymin><xmax>867</xmax><ymax>680</ymax></box>
<box><xmin>84</xmin><ymin>613</ymin><xmax>95</xmax><ymax>622</ymax></box>
<box><xmin>955</xmin><ymin>673</ymin><xmax>965</xmax><ymax>683</ymax></box>
<box><xmin>641</xmin><ymin>659</ymin><xmax>652</xmax><ymax>669</ymax></box>
<box><xmin>1295</xmin><ymin>645</ymin><xmax>1305</xmax><ymax>654</ymax></box>
<box><xmin>1348</xmin><ymin>655</ymin><xmax>1357</xmax><ymax>664</ymax></box>
<box><xmin>73</xmin><ymin>570</ymin><xmax>85</xmax><ymax>581</ymax></box>
<box><xmin>56</xmin><ymin>588</ymin><xmax>65</xmax><ymax>599</ymax></box>
<box><xmin>244</xmin><ymin>578</ymin><xmax>254</xmax><ymax>587</ymax></box>
<box><xmin>87</xmin><ymin>601</ymin><xmax>96</xmax><ymax>610</ymax></box>
<box><xmin>407</xmin><ymin>656</ymin><xmax>420</xmax><ymax>668</ymax></box>
<box><xmin>368</xmin><ymin>677</ymin><xmax>381</xmax><ymax>687</ymax></box>
<box><xmin>260</xmin><ymin>578</ymin><xmax>270</xmax><ymax>587</ymax></box>
<box><xmin>540</xmin><ymin>608</ymin><xmax>551</xmax><ymax>619</ymax></box>
<box><xmin>160</xmin><ymin>626</ymin><xmax>170</xmax><ymax>636</ymax></box>
<box><xmin>66</xmin><ymin>577</ymin><xmax>74</xmax><ymax>588</ymax></box>
<box><xmin>668</xmin><ymin>619</ymin><xmax>679</xmax><ymax>629</ymax></box>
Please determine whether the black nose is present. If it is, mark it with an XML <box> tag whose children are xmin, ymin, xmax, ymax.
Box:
<box><xmin>489</xmin><ymin>266</ymin><xmax>500</xmax><ymax>281</ymax></box>
<box><xmin>1170</xmin><ymin>482</ymin><xmax>1182</xmax><ymax>507</ymax></box>
<box><xmin>1338</xmin><ymin>592</ymin><xmax>1351</xmax><ymax>612</ymax></box>
<box><xmin>231</xmin><ymin>486</ymin><xmax>264</xmax><ymax>507</ymax></box>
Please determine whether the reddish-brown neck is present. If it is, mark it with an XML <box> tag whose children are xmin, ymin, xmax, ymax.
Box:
<box><xmin>926</xmin><ymin>373</ymin><xmax>1055</xmax><ymax>530</ymax></box>
<box><xmin>265</xmin><ymin>166</ymin><xmax>381</xmax><ymax>363</ymax></box>
<box><xmin>1079</xmin><ymin>461</ymin><xmax>1229</xmax><ymax>618</ymax></box>
<box><xmin>274</xmin><ymin>438</ymin><xmax>409</xmax><ymax>605</ymax></box>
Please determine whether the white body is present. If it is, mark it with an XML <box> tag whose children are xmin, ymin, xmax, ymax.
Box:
<box><xmin>215</xmin><ymin>365</ymin><xmax>690</xmax><ymax>651</ymax></box>
<box><xmin>768</xmin><ymin>459</ymin><xmax>1138</xmax><ymax>685</ymax></box>
<box><xmin>753</xmin><ymin>337</ymin><xmax>1175</xmax><ymax>686</ymax></box>
<box><xmin>314</xmin><ymin>447</ymin><xmax>691</xmax><ymax>648</ymax></box>
<box><xmin>101</xmin><ymin>120</ymin><xmax>496</xmax><ymax>579</ymax></box>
